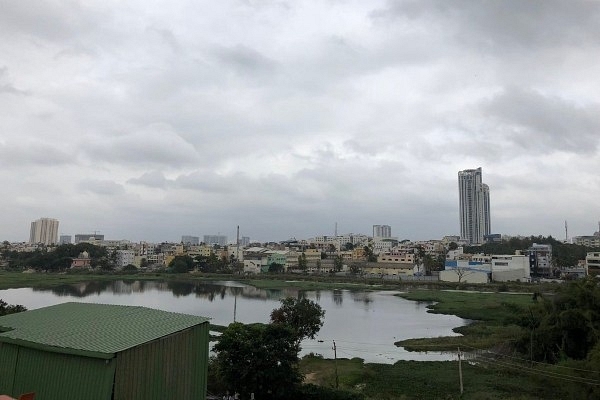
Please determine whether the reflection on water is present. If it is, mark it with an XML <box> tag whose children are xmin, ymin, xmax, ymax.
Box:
<box><xmin>4</xmin><ymin>280</ymin><xmax>465</xmax><ymax>364</ymax></box>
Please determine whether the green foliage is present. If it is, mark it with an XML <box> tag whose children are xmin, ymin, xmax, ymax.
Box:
<box><xmin>168</xmin><ymin>255</ymin><xmax>195</xmax><ymax>273</ymax></box>
<box><xmin>513</xmin><ymin>278</ymin><xmax>600</xmax><ymax>362</ymax></box>
<box><xmin>213</xmin><ymin>322</ymin><xmax>302</xmax><ymax>399</ymax></box>
<box><xmin>269</xmin><ymin>262</ymin><xmax>285</xmax><ymax>273</ymax></box>
<box><xmin>0</xmin><ymin>299</ymin><xmax>27</xmax><ymax>316</ymax></box>
<box><xmin>3</xmin><ymin>244</ymin><xmax>110</xmax><ymax>271</ymax></box>
<box><xmin>298</xmin><ymin>253</ymin><xmax>308</xmax><ymax>270</ymax></box>
<box><xmin>334</xmin><ymin>255</ymin><xmax>344</xmax><ymax>272</ymax></box>
<box><xmin>270</xmin><ymin>297</ymin><xmax>325</xmax><ymax>342</ymax></box>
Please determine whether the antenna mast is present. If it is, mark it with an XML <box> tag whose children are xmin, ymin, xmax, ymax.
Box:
<box><xmin>565</xmin><ymin>220</ymin><xmax>568</xmax><ymax>242</ymax></box>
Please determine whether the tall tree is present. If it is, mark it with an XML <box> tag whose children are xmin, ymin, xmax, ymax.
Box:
<box><xmin>214</xmin><ymin>322</ymin><xmax>301</xmax><ymax>399</ymax></box>
<box><xmin>270</xmin><ymin>297</ymin><xmax>325</xmax><ymax>343</ymax></box>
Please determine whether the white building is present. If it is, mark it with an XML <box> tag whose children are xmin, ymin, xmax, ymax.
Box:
<box><xmin>586</xmin><ymin>252</ymin><xmax>600</xmax><ymax>270</ymax></box>
<box><xmin>29</xmin><ymin>218</ymin><xmax>59</xmax><ymax>245</ymax></box>
<box><xmin>458</xmin><ymin>168</ymin><xmax>490</xmax><ymax>245</ymax></box>
<box><xmin>491</xmin><ymin>254</ymin><xmax>530</xmax><ymax>282</ymax></box>
<box><xmin>115</xmin><ymin>250</ymin><xmax>136</xmax><ymax>268</ymax></box>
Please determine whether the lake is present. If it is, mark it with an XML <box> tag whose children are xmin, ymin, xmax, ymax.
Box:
<box><xmin>0</xmin><ymin>280</ymin><xmax>465</xmax><ymax>363</ymax></box>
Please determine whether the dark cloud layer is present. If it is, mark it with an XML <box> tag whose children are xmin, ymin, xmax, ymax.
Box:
<box><xmin>1</xmin><ymin>0</ymin><xmax>599</xmax><ymax>242</ymax></box>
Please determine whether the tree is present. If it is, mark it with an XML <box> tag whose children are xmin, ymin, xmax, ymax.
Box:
<box><xmin>333</xmin><ymin>255</ymin><xmax>344</xmax><ymax>272</ymax></box>
<box><xmin>363</xmin><ymin>245</ymin><xmax>376</xmax><ymax>262</ymax></box>
<box><xmin>297</xmin><ymin>253</ymin><xmax>307</xmax><ymax>271</ymax></box>
<box><xmin>213</xmin><ymin>322</ymin><xmax>302</xmax><ymax>399</ymax></box>
<box><xmin>0</xmin><ymin>299</ymin><xmax>26</xmax><ymax>316</ymax></box>
<box><xmin>269</xmin><ymin>262</ymin><xmax>284</xmax><ymax>273</ymax></box>
<box><xmin>270</xmin><ymin>297</ymin><xmax>325</xmax><ymax>343</ymax></box>
<box><xmin>168</xmin><ymin>255</ymin><xmax>195</xmax><ymax>273</ymax></box>
<box><xmin>514</xmin><ymin>277</ymin><xmax>600</xmax><ymax>363</ymax></box>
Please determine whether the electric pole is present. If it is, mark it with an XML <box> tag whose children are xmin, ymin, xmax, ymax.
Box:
<box><xmin>458</xmin><ymin>347</ymin><xmax>464</xmax><ymax>395</ymax></box>
<box><xmin>333</xmin><ymin>340</ymin><xmax>339</xmax><ymax>389</ymax></box>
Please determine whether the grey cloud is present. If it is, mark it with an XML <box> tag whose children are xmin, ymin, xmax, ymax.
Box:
<box><xmin>0</xmin><ymin>1</ymin><xmax>105</xmax><ymax>42</ymax></box>
<box><xmin>0</xmin><ymin>142</ymin><xmax>73</xmax><ymax>167</ymax></box>
<box><xmin>128</xmin><ymin>171</ymin><xmax>172</xmax><ymax>189</ymax></box>
<box><xmin>483</xmin><ymin>87</ymin><xmax>600</xmax><ymax>154</ymax></box>
<box><xmin>79</xmin><ymin>179</ymin><xmax>125</xmax><ymax>196</ymax></box>
<box><xmin>372</xmin><ymin>0</ymin><xmax>600</xmax><ymax>52</ymax></box>
<box><xmin>213</xmin><ymin>44</ymin><xmax>278</xmax><ymax>76</ymax></box>
<box><xmin>85</xmin><ymin>124</ymin><xmax>200</xmax><ymax>167</ymax></box>
<box><xmin>175</xmin><ymin>171</ymin><xmax>240</xmax><ymax>194</ymax></box>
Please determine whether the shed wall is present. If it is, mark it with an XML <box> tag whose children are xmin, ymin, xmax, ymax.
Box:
<box><xmin>114</xmin><ymin>323</ymin><xmax>209</xmax><ymax>400</ymax></box>
<box><xmin>0</xmin><ymin>342</ymin><xmax>18</xmax><ymax>393</ymax></box>
<box><xmin>0</xmin><ymin>345</ymin><xmax>115</xmax><ymax>400</ymax></box>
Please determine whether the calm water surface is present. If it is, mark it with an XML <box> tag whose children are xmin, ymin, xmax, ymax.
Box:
<box><xmin>0</xmin><ymin>280</ymin><xmax>465</xmax><ymax>363</ymax></box>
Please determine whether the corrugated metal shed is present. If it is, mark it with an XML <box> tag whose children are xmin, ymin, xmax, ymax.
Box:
<box><xmin>0</xmin><ymin>302</ymin><xmax>210</xmax><ymax>400</ymax></box>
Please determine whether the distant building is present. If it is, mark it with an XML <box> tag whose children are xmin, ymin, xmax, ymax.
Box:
<box><xmin>59</xmin><ymin>235</ymin><xmax>72</xmax><ymax>245</ymax></box>
<box><xmin>373</xmin><ymin>225</ymin><xmax>392</xmax><ymax>238</ymax></box>
<box><xmin>528</xmin><ymin>243</ymin><xmax>553</xmax><ymax>278</ymax></box>
<box><xmin>75</xmin><ymin>234</ymin><xmax>105</xmax><ymax>243</ymax></box>
<box><xmin>181</xmin><ymin>235</ymin><xmax>200</xmax><ymax>245</ymax></box>
<box><xmin>586</xmin><ymin>252</ymin><xmax>600</xmax><ymax>271</ymax></box>
<box><xmin>573</xmin><ymin>236</ymin><xmax>600</xmax><ymax>247</ymax></box>
<box><xmin>203</xmin><ymin>235</ymin><xmax>227</xmax><ymax>246</ymax></box>
<box><xmin>116</xmin><ymin>250</ymin><xmax>136</xmax><ymax>268</ymax></box>
<box><xmin>458</xmin><ymin>168</ymin><xmax>490</xmax><ymax>245</ymax></box>
<box><xmin>29</xmin><ymin>217</ymin><xmax>59</xmax><ymax>245</ymax></box>
<box><xmin>240</xmin><ymin>236</ymin><xmax>251</xmax><ymax>246</ymax></box>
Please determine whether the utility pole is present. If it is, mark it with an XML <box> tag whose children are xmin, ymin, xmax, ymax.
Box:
<box><xmin>333</xmin><ymin>340</ymin><xmax>339</xmax><ymax>389</ymax></box>
<box><xmin>457</xmin><ymin>347</ymin><xmax>463</xmax><ymax>395</ymax></box>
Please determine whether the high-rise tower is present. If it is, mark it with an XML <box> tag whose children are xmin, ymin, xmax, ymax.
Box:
<box><xmin>29</xmin><ymin>217</ymin><xmax>59</xmax><ymax>245</ymax></box>
<box><xmin>458</xmin><ymin>168</ymin><xmax>490</xmax><ymax>244</ymax></box>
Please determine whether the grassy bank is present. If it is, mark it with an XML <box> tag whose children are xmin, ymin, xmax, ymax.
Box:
<box><xmin>299</xmin><ymin>355</ymin><xmax>579</xmax><ymax>400</ymax></box>
<box><xmin>395</xmin><ymin>290</ymin><xmax>535</xmax><ymax>352</ymax></box>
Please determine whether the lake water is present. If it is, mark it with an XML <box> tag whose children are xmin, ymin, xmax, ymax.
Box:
<box><xmin>0</xmin><ymin>280</ymin><xmax>465</xmax><ymax>363</ymax></box>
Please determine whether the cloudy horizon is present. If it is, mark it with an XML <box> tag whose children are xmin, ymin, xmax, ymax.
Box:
<box><xmin>1</xmin><ymin>0</ymin><xmax>599</xmax><ymax>243</ymax></box>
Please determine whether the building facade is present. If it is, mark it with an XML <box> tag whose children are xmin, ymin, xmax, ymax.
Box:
<box><xmin>373</xmin><ymin>225</ymin><xmax>392</xmax><ymax>238</ymax></box>
<box><xmin>29</xmin><ymin>218</ymin><xmax>59</xmax><ymax>245</ymax></box>
<box><xmin>458</xmin><ymin>168</ymin><xmax>490</xmax><ymax>245</ymax></box>
<box><xmin>181</xmin><ymin>235</ymin><xmax>200</xmax><ymax>245</ymax></box>
<box><xmin>203</xmin><ymin>235</ymin><xmax>227</xmax><ymax>246</ymax></box>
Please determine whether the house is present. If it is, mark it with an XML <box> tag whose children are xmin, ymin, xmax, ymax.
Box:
<box><xmin>0</xmin><ymin>302</ymin><xmax>210</xmax><ymax>400</ymax></box>
<box><xmin>70</xmin><ymin>251</ymin><xmax>92</xmax><ymax>268</ymax></box>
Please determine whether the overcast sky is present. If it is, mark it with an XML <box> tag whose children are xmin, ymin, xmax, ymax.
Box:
<box><xmin>1</xmin><ymin>0</ymin><xmax>599</xmax><ymax>243</ymax></box>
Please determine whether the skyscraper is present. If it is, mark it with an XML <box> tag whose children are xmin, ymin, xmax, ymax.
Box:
<box><xmin>372</xmin><ymin>225</ymin><xmax>392</xmax><ymax>238</ymax></box>
<box><xmin>458</xmin><ymin>168</ymin><xmax>490</xmax><ymax>244</ymax></box>
<box><xmin>29</xmin><ymin>218</ymin><xmax>60</xmax><ymax>245</ymax></box>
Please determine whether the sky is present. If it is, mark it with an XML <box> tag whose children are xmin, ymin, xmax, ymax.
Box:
<box><xmin>1</xmin><ymin>0</ymin><xmax>599</xmax><ymax>243</ymax></box>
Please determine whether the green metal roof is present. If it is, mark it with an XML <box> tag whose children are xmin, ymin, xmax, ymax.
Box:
<box><xmin>0</xmin><ymin>302</ymin><xmax>209</xmax><ymax>359</ymax></box>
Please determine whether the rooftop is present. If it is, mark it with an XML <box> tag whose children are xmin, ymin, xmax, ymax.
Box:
<box><xmin>0</xmin><ymin>302</ymin><xmax>209</xmax><ymax>359</ymax></box>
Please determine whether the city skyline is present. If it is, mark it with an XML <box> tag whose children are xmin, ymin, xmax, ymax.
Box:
<box><xmin>1</xmin><ymin>1</ymin><xmax>599</xmax><ymax>243</ymax></box>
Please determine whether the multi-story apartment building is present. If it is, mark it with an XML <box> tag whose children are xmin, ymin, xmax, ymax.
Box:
<box><xmin>528</xmin><ymin>243</ymin><xmax>553</xmax><ymax>278</ymax></box>
<box><xmin>181</xmin><ymin>235</ymin><xmax>200</xmax><ymax>245</ymax></box>
<box><xmin>203</xmin><ymin>235</ymin><xmax>227</xmax><ymax>246</ymax></box>
<box><xmin>74</xmin><ymin>234</ymin><xmax>104</xmax><ymax>244</ymax></box>
<box><xmin>458</xmin><ymin>168</ymin><xmax>491</xmax><ymax>245</ymax></box>
<box><xmin>29</xmin><ymin>218</ymin><xmax>59</xmax><ymax>245</ymax></box>
<box><xmin>373</xmin><ymin>225</ymin><xmax>392</xmax><ymax>238</ymax></box>
<box><xmin>115</xmin><ymin>250</ymin><xmax>136</xmax><ymax>268</ymax></box>
<box><xmin>586</xmin><ymin>252</ymin><xmax>600</xmax><ymax>271</ymax></box>
<box><xmin>59</xmin><ymin>235</ymin><xmax>72</xmax><ymax>245</ymax></box>
<box><xmin>573</xmin><ymin>235</ymin><xmax>600</xmax><ymax>248</ymax></box>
